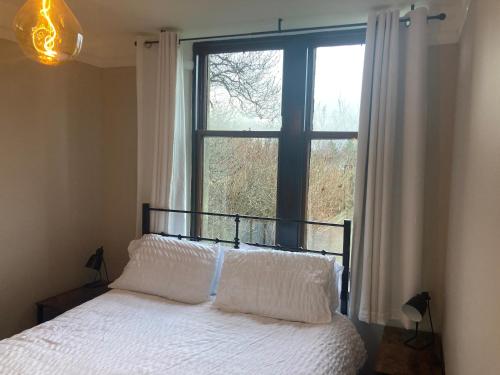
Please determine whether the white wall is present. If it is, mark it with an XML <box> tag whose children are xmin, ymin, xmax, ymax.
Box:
<box><xmin>423</xmin><ymin>43</ymin><xmax>458</xmax><ymax>333</ymax></box>
<box><xmin>0</xmin><ymin>40</ymin><xmax>137</xmax><ymax>338</ymax></box>
<box><xmin>0</xmin><ymin>40</ymin><xmax>104</xmax><ymax>338</ymax></box>
<box><xmin>443</xmin><ymin>0</ymin><xmax>500</xmax><ymax>373</ymax></box>
<box><xmin>102</xmin><ymin>67</ymin><xmax>138</xmax><ymax>280</ymax></box>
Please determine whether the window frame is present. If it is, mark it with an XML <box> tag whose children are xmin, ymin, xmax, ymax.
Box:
<box><xmin>191</xmin><ymin>29</ymin><xmax>366</xmax><ymax>248</ymax></box>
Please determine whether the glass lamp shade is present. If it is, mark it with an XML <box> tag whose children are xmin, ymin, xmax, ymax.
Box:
<box><xmin>401</xmin><ymin>292</ymin><xmax>430</xmax><ymax>322</ymax></box>
<box><xmin>13</xmin><ymin>0</ymin><xmax>83</xmax><ymax>66</ymax></box>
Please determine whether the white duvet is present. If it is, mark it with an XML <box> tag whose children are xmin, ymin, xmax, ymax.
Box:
<box><xmin>0</xmin><ymin>290</ymin><xmax>366</xmax><ymax>375</ymax></box>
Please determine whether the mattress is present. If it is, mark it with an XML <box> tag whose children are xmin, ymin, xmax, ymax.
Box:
<box><xmin>0</xmin><ymin>290</ymin><xmax>366</xmax><ymax>374</ymax></box>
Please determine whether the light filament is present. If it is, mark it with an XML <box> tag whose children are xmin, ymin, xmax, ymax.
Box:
<box><xmin>31</xmin><ymin>0</ymin><xmax>57</xmax><ymax>62</ymax></box>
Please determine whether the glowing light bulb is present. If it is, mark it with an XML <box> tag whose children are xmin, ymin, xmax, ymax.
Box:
<box><xmin>13</xmin><ymin>0</ymin><xmax>84</xmax><ymax>66</ymax></box>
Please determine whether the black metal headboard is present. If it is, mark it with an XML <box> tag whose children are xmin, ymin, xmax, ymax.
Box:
<box><xmin>142</xmin><ymin>203</ymin><xmax>351</xmax><ymax>315</ymax></box>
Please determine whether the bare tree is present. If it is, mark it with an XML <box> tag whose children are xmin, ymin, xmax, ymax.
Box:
<box><xmin>208</xmin><ymin>51</ymin><xmax>282</xmax><ymax>124</ymax></box>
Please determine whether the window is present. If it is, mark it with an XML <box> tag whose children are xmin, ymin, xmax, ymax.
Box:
<box><xmin>306</xmin><ymin>44</ymin><xmax>364</xmax><ymax>251</ymax></box>
<box><xmin>193</xmin><ymin>31</ymin><xmax>365</xmax><ymax>250</ymax></box>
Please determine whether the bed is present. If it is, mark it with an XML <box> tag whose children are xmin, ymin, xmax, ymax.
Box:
<box><xmin>0</xmin><ymin>290</ymin><xmax>365</xmax><ymax>374</ymax></box>
<box><xmin>0</xmin><ymin>204</ymin><xmax>366</xmax><ymax>374</ymax></box>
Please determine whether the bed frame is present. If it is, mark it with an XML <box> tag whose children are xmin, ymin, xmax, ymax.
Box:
<box><xmin>142</xmin><ymin>203</ymin><xmax>352</xmax><ymax>315</ymax></box>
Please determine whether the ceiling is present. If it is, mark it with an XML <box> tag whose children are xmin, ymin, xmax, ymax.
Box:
<box><xmin>0</xmin><ymin>0</ymin><xmax>469</xmax><ymax>67</ymax></box>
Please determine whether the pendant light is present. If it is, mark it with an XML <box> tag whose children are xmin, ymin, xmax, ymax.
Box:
<box><xmin>13</xmin><ymin>0</ymin><xmax>83</xmax><ymax>66</ymax></box>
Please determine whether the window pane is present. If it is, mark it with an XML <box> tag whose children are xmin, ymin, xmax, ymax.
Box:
<box><xmin>207</xmin><ymin>50</ymin><xmax>283</xmax><ymax>131</ymax></box>
<box><xmin>306</xmin><ymin>139</ymin><xmax>357</xmax><ymax>251</ymax></box>
<box><xmin>202</xmin><ymin>137</ymin><xmax>278</xmax><ymax>244</ymax></box>
<box><xmin>312</xmin><ymin>45</ymin><xmax>365</xmax><ymax>131</ymax></box>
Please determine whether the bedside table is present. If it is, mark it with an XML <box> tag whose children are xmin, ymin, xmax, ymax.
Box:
<box><xmin>36</xmin><ymin>283</ymin><xmax>110</xmax><ymax>324</ymax></box>
<box><xmin>375</xmin><ymin>326</ymin><xmax>444</xmax><ymax>375</ymax></box>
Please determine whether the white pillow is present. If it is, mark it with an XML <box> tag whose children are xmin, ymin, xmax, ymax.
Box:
<box><xmin>110</xmin><ymin>235</ymin><xmax>217</xmax><ymax>304</ymax></box>
<box><xmin>210</xmin><ymin>243</ymin><xmax>263</xmax><ymax>295</ymax></box>
<box><xmin>214</xmin><ymin>249</ymin><xmax>336</xmax><ymax>323</ymax></box>
<box><xmin>211</xmin><ymin>245</ymin><xmax>343</xmax><ymax>308</ymax></box>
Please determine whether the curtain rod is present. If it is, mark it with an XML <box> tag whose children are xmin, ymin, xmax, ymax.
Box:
<box><xmin>138</xmin><ymin>13</ymin><xmax>446</xmax><ymax>46</ymax></box>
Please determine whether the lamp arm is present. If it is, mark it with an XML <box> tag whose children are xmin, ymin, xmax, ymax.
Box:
<box><xmin>103</xmin><ymin>259</ymin><xmax>110</xmax><ymax>283</ymax></box>
<box><xmin>427</xmin><ymin>299</ymin><xmax>435</xmax><ymax>336</ymax></box>
<box><xmin>404</xmin><ymin>321</ymin><xmax>419</xmax><ymax>346</ymax></box>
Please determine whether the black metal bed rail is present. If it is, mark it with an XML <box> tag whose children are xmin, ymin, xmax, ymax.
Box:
<box><xmin>152</xmin><ymin>232</ymin><xmax>345</xmax><ymax>257</ymax></box>
<box><xmin>146</xmin><ymin>207</ymin><xmax>345</xmax><ymax>227</ymax></box>
<box><xmin>142</xmin><ymin>203</ymin><xmax>352</xmax><ymax>315</ymax></box>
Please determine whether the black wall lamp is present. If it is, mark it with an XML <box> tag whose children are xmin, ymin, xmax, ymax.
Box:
<box><xmin>401</xmin><ymin>291</ymin><xmax>435</xmax><ymax>349</ymax></box>
<box><xmin>85</xmin><ymin>247</ymin><xmax>109</xmax><ymax>288</ymax></box>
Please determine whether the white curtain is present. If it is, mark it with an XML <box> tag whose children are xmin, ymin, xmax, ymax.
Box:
<box><xmin>136</xmin><ymin>31</ymin><xmax>189</xmax><ymax>236</ymax></box>
<box><xmin>350</xmin><ymin>8</ymin><xmax>428</xmax><ymax>325</ymax></box>
<box><xmin>168</xmin><ymin>47</ymin><xmax>189</xmax><ymax>236</ymax></box>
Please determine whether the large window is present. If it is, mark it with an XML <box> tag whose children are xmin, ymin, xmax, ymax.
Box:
<box><xmin>193</xmin><ymin>31</ymin><xmax>365</xmax><ymax>251</ymax></box>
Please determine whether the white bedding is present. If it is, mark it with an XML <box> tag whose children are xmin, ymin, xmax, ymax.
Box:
<box><xmin>0</xmin><ymin>290</ymin><xmax>366</xmax><ymax>375</ymax></box>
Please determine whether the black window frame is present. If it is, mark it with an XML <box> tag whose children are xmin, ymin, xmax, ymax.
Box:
<box><xmin>191</xmin><ymin>29</ymin><xmax>366</xmax><ymax>249</ymax></box>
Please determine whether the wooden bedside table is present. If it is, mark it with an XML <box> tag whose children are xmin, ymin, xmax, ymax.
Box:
<box><xmin>375</xmin><ymin>326</ymin><xmax>444</xmax><ymax>375</ymax></box>
<box><xmin>36</xmin><ymin>283</ymin><xmax>110</xmax><ymax>324</ymax></box>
